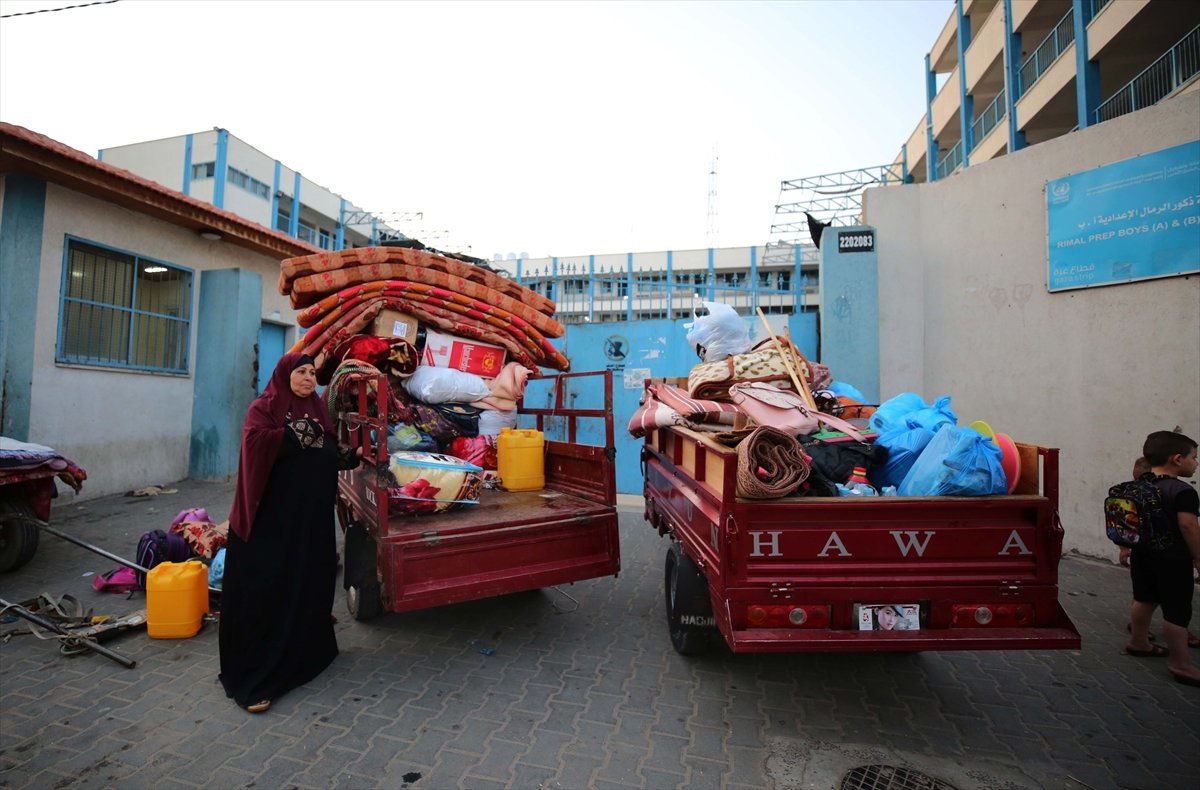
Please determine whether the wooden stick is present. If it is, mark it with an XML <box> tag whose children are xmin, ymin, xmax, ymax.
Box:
<box><xmin>780</xmin><ymin>325</ymin><xmax>818</xmax><ymax>409</ymax></box>
<box><xmin>755</xmin><ymin>308</ymin><xmax>817</xmax><ymax>409</ymax></box>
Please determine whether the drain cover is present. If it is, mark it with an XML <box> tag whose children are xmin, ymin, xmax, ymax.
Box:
<box><xmin>841</xmin><ymin>764</ymin><xmax>960</xmax><ymax>790</ymax></box>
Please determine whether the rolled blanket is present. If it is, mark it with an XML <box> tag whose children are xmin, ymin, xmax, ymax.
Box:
<box><xmin>280</xmin><ymin>245</ymin><xmax>557</xmax><ymax>315</ymax></box>
<box><xmin>735</xmin><ymin>426</ymin><xmax>810</xmax><ymax>499</ymax></box>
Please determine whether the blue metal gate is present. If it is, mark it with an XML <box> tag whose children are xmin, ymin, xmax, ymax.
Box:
<box><xmin>529</xmin><ymin>313</ymin><xmax>817</xmax><ymax>495</ymax></box>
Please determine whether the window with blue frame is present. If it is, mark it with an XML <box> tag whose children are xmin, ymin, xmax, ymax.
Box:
<box><xmin>57</xmin><ymin>238</ymin><xmax>192</xmax><ymax>374</ymax></box>
<box><xmin>319</xmin><ymin>229</ymin><xmax>332</xmax><ymax>250</ymax></box>
<box><xmin>226</xmin><ymin>166</ymin><xmax>270</xmax><ymax>200</ymax></box>
<box><xmin>191</xmin><ymin>161</ymin><xmax>215</xmax><ymax>179</ymax></box>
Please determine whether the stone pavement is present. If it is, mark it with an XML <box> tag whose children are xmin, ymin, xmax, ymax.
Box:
<box><xmin>1</xmin><ymin>478</ymin><xmax>1198</xmax><ymax>790</ymax></box>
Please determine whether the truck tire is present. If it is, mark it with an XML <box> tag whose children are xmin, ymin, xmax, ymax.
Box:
<box><xmin>0</xmin><ymin>498</ymin><xmax>40</xmax><ymax>573</ymax></box>
<box><xmin>664</xmin><ymin>542</ymin><xmax>715</xmax><ymax>656</ymax></box>
<box><xmin>347</xmin><ymin>581</ymin><xmax>383</xmax><ymax>622</ymax></box>
<box><xmin>343</xmin><ymin>518</ymin><xmax>383</xmax><ymax>621</ymax></box>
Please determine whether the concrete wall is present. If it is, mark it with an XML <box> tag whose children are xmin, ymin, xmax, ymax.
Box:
<box><xmin>18</xmin><ymin>183</ymin><xmax>300</xmax><ymax>501</ymax></box>
<box><xmin>865</xmin><ymin>91</ymin><xmax>1200</xmax><ymax>560</ymax></box>
<box><xmin>100</xmin><ymin>134</ymin><xmax>188</xmax><ymax>191</ymax></box>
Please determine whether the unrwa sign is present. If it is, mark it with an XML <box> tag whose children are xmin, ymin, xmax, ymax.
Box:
<box><xmin>1046</xmin><ymin>140</ymin><xmax>1200</xmax><ymax>292</ymax></box>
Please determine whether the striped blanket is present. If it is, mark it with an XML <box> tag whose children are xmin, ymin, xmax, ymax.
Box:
<box><xmin>279</xmin><ymin>246</ymin><xmax>556</xmax><ymax>316</ymax></box>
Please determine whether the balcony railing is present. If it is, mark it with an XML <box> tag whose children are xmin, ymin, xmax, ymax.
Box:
<box><xmin>936</xmin><ymin>140</ymin><xmax>963</xmax><ymax>180</ymax></box>
<box><xmin>1095</xmin><ymin>25</ymin><xmax>1200</xmax><ymax>123</ymax></box>
<box><xmin>1017</xmin><ymin>9</ymin><xmax>1075</xmax><ymax>98</ymax></box>
<box><xmin>971</xmin><ymin>88</ymin><xmax>1007</xmax><ymax>151</ymax></box>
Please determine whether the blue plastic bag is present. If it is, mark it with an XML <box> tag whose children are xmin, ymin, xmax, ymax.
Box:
<box><xmin>869</xmin><ymin>392</ymin><xmax>927</xmax><ymax>433</ymax></box>
<box><xmin>208</xmin><ymin>547</ymin><xmax>226</xmax><ymax>590</ymax></box>
<box><xmin>827</xmin><ymin>381</ymin><xmax>867</xmax><ymax>401</ymax></box>
<box><xmin>871</xmin><ymin>421</ymin><xmax>939</xmax><ymax>489</ymax></box>
<box><xmin>870</xmin><ymin>393</ymin><xmax>957</xmax><ymax>434</ymax></box>
<box><xmin>898</xmin><ymin>424</ymin><xmax>1007</xmax><ymax>497</ymax></box>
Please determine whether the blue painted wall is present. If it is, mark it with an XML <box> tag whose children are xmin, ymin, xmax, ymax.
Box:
<box><xmin>817</xmin><ymin>225</ymin><xmax>880</xmax><ymax>403</ymax></box>
<box><xmin>189</xmin><ymin>268</ymin><xmax>263</xmax><ymax>480</ymax></box>
<box><xmin>0</xmin><ymin>175</ymin><xmax>46</xmax><ymax>439</ymax></box>
<box><xmin>256</xmin><ymin>323</ymin><xmax>287</xmax><ymax>394</ymax></box>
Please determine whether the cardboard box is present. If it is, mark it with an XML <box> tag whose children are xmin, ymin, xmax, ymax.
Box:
<box><xmin>423</xmin><ymin>329</ymin><xmax>507</xmax><ymax>377</ymax></box>
<box><xmin>371</xmin><ymin>309</ymin><xmax>419</xmax><ymax>344</ymax></box>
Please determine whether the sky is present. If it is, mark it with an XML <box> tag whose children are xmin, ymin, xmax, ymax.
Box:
<box><xmin>0</xmin><ymin>0</ymin><xmax>951</xmax><ymax>260</ymax></box>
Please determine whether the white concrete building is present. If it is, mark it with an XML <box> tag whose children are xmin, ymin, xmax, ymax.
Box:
<box><xmin>1</xmin><ymin>123</ymin><xmax>317</xmax><ymax>501</ymax></box>
<box><xmin>99</xmin><ymin>128</ymin><xmax>406</xmax><ymax>251</ymax></box>
<box><xmin>894</xmin><ymin>0</ymin><xmax>1200</xmax><ymax>182</ymax></box>
<box><xmin>493</xmin><ymin>243</ymin><xmax>822</xmax><ymax>325</ymax></box>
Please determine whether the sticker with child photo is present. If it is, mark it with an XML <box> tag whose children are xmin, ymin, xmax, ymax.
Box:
<box><xmin>857</xmin><ymin>603</ymin><xmax>921</xmax><ymax>631</ymax></box>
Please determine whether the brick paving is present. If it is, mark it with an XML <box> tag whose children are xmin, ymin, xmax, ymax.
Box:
<box><xmin>1</xmin><ymin>478</ymin><xmax>1198</xmax><ymax>789</ymax></box>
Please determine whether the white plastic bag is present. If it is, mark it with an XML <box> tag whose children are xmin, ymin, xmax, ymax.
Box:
<box><xmin>402</xmin><ymin>365</ymin><xmax>491</xmax><ymax>404</ymax></box>
<box><xmin>478</xmin><ymin>408</ymin><xmax>519</xmax><ymax>436</ymax></box>
<box><xmin>685</xmin><ymin>302</ymin><xmax>751</xmax><ymax>362</ymax></box>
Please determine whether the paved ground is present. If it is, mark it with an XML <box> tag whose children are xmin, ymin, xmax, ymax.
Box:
<box><xmin>1</xmin><ymin>478</ymin><xmax>1198</xmax><ymax>790</ymax></box>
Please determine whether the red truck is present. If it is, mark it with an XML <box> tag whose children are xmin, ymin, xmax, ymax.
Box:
<box><xmin>641</xmin><ymin>415</ymin><xmax>1081</xmax><ymax>654</ymax></box>
<box><xmin>335</xmin><ymin>370</ymin><xmax>620</xmax><ymax>620</ymax></box>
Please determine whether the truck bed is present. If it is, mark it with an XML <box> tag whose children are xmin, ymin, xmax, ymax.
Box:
<box><xmin>337</xmin><ymin>370</ymin><xmax>620</xmax><ymax>615</ymax></box>
<box><xmin>643</xmin><ymin>423</ymin><xmax>1080</xmax><ymax>653</ymax></box>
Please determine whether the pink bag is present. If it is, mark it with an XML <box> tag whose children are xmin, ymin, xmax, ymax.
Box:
<box><xmin>729</xmin><ymin>381</ymin><xmax>865</xmax><ymax>441</ymax></box>
<box><xmin>93</xmin><ymin>566</ymin><xmax>139</xmax><ymax>593</ymax></box>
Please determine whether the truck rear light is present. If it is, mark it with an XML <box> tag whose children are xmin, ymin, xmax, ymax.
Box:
<box><xmin>745</xmin><ymin>604</ymin><xmax>828</xmax><ymax>628</ymax></box>
<box><xmin>952</xmin><ymin>604</ymin><xmax>1032</xmax><ymax>627</ymax></box>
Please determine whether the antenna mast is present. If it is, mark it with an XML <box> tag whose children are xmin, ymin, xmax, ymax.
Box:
<box><xmin>707</xmin><ymin>147</ymin><xmax>719</xmax><ymax>247</ymax></box>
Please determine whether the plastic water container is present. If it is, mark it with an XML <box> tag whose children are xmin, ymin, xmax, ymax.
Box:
<box><xmin>497</xmin><ymin>428</ymin><xmax>545</xmax><ymax>492</ymax></box>
<box><xmin>146</xmin><ymin>561</ymin><xmax>209</xmax><ymax>639</ymax></box>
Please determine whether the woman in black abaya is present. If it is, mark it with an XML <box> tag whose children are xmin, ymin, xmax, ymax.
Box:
<box><xmin>220</xmin><ymin>352</ymin><xmax>356</xmax><ymax>713</ymax></box>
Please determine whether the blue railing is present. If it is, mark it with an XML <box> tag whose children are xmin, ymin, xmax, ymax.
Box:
<box><xmin>1095</xmin><ymin>25</ymin><xmax>1200</xmax><ymax>123</ymax></box>
<box><xmin>1090</xmin><ymin>0</ymin><xmax>1111</xmax><ymax>16</ymax></box>
<box><xmin>936</xmin><ymin>140</ymin><xmax>963</xmax><ymax>179</ymax></box>
<box><xmin>971</xmin><ymin>88</ymin><xmax>1007</xmax><ymax>151</ymax></box>
<box><xmin>1017</xmin><ymin>9</ymin><xmax>1075</xmax><ymax>98</ymax></box>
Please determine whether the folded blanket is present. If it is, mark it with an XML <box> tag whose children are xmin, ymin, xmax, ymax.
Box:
<box><xmin>735</xmin><ymin>426</ymin><xmax>810</xmax><ymax>499</ymax></box>
<box><xmin>280</xmin><ymin>245</ymin><xmax>556</xmax><ymax>315</ymax></box>
<box><xmin>296</xmin><ymin>283</ymin><xmax>568</xmax><ymax>368</ymax></box>
<box><xmin>294</xmin><ymin>298</ymin><xmax>547</xmax><ymax>377</ymax></box>
<box><xmin>472</xmin><ymin>362</ymin><xmax>531</xmax><ymax>412</ymax></box>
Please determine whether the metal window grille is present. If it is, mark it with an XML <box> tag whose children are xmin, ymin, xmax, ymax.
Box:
<box><xmin>58</xmin><ymin>239</ymin><xmax>192</xmax><ymax>373</ymax></box>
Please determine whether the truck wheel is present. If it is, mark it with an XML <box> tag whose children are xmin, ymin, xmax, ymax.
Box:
<box><xmin>0</xmin><ymin>498</ymin><xmax>40</xmax><ymax>573</ymax></box>
<box><xmin>347</xmin><ymin>581</ymin><xmax>383</xmax><ymax>622</ymax></box>
<box><xmin>343</xmin><ymin>518</ymin><xmax>382</xmax><ymax>621</ymax></box>
<box><xmin>664</xmin><ymin>542</ymin><xmax>714</xmax><ymax>656</ymax></box>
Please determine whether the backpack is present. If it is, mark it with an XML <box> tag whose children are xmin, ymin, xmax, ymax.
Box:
<box><xmin>135</xmin><ymin>529</ymin><xmax>195</xmax><ymax>589</ymax></box>
<box><xmin>1104</xmin><ymin>473</ymin><xmax>1173</xmax><ymax>550</ymax></box>
<box><xmin>93</xmin><ymin>566</ymin><xmax>140</xmax><ymax>594</ymax></box>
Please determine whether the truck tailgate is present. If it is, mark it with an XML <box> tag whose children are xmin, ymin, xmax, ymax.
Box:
<box><xmin>377</xmin><ymin>487</ymin><xmax>619</xmax><ymax>612</ymax></box>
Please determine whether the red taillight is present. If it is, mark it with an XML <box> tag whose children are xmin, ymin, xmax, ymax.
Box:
<box><xmin>745</xmin><ymin>604</ymin><xmax>828</xmax><ymax>628</ymax></box>
<box><xmin>952</xmin><ymin>604</ymin><xmax>1032</xmax><ymax>627</ymax></box>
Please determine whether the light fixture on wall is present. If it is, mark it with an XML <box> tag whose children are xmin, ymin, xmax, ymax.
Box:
<box><xmin>198</xmin><ymin>228</ymin><xmax>223</xmax><ymax>241</ymax></box>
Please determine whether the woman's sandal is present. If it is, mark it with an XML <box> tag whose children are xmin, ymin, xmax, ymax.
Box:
<box><xmin>245</xmin><ymin>699</ymin><xmax>271</xmax><ymax>714</ymax></box>
<box><xmin>1124</xmin><ymin>644</ymin><xmax>1169</xmax><ymax>658</ymax></box>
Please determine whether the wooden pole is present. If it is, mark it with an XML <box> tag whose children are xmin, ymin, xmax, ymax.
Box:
<box><xmin>756</xmin><ymin>308</ymin><xmax>817</xmax><ymax>409</ymax></box>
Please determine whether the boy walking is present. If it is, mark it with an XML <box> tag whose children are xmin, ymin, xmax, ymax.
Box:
<box><xmin>1125</xmin><ymin>430</ymin><xmax>1200</xmax><ymax>687</ymax></box>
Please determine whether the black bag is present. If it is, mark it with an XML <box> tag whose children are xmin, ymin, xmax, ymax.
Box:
<box><xmin>431</xmin><ymin>403</ymin><xmax>481</xmax><ymax>438</ymax></box>
<box><xmin>135</xmin><ymin>529</ymin><xmax>194</xmax><ymax>590</ymax></box>
<box><xmin>800</xmin><ymin>436</ymin><xmax>888</xmax><ymax>486</ymax></box>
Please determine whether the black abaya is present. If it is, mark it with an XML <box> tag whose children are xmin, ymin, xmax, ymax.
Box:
<box><xmin>219</xmin><ymin>427</ymin><xmax>339</xmax><ymax>707</ymax></box>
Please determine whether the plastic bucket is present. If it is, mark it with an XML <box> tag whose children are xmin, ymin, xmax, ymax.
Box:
<box><xmin>146</xmin><ymin>561</ymin><xmax>208</xmax><ymax>639</ymax></box>
<box><xmin>497</xmin><ymin>428</ymin><xmax>545</xmax><ymax>492</ymax></box>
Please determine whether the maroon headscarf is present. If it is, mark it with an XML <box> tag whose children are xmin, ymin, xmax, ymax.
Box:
<box><xmin>228</xmin><ymin>352</ymin><xmax>335</xmax><ymax>541</ymax></box>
